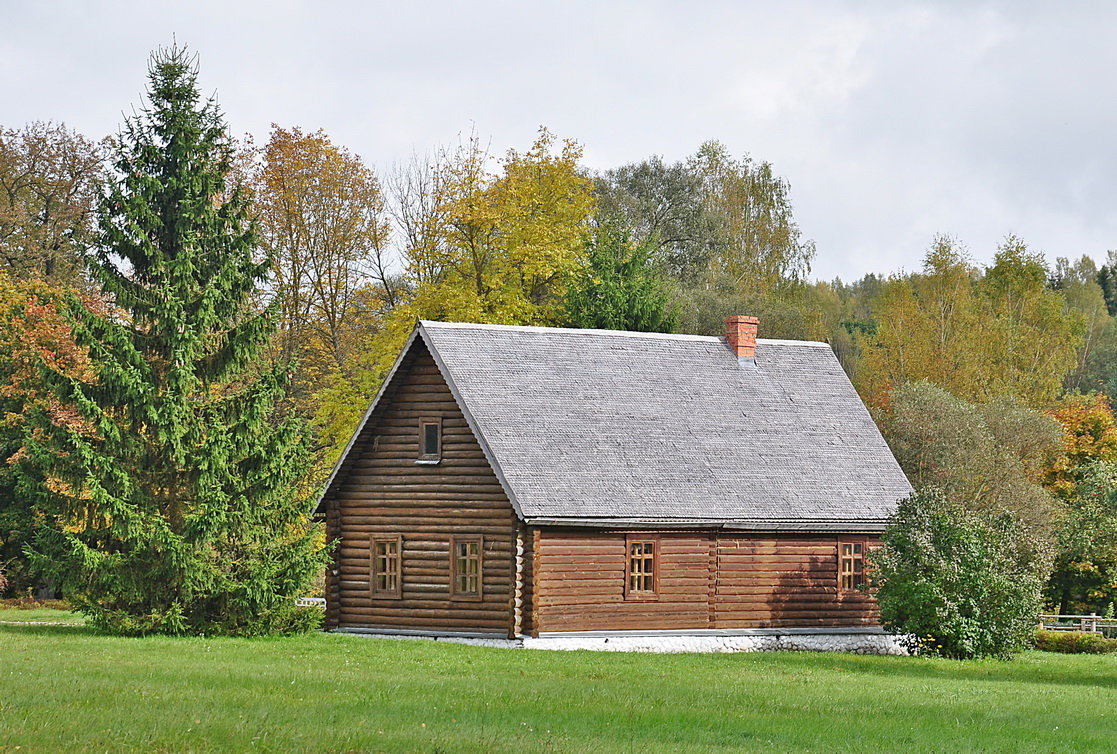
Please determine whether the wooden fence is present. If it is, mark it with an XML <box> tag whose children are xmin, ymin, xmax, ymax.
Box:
<box><xmin>1039</xmin><ymin>614</ymin><xmax>1117</xmax><ymax>637</ymax></box>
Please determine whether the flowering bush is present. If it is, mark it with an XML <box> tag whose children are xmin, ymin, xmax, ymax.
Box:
<box><xmin>870</xmin><ymin>489</ymin><xmax>1047</xmax><ymax>659</ymax></box>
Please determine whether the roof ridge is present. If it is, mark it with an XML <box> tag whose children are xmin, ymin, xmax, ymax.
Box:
<box><xmin>419</xmin><ymin>320</ymin><xmax>829</xmax><ymax>347</ymax></box>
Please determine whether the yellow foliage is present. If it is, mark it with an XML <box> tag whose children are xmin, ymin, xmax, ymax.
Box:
<box><xmin>1045</xmin><ymin>393</ymin><xmax>1117</xmax><ymax>497</ymax></box>
<box><xmin>860</xmin><ymin>237</ymin><xmax>1083</xmax><ymax>409</ymax></box>
<box><xmin>254</xmin><ymin>125</ymin><xmax>391</xmax><ymax>375</ymax></box>
<box><xmin>405</xmin><ymin>128</ymin><xmax>596</xmax><ymax>326</ymax></box>
<box><xmin>0</xmin><ymin>272</ymin><xmax>95</xmax><ymax>432</ymax></box>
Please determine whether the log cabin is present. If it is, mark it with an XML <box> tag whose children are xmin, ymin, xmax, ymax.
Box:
<box><xmin>314</xmin><ymin>316</ymin><xmax>913</xmax><ymax>651</ymax></box>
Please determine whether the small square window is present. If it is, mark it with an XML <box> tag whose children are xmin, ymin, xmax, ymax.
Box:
<box><xmin>839</xmin><ymin>540</ymin><xmax>866</xmax><ymax>591</ymax></box>
<box><xmin>418</xmin><ymin>418</ymin><xmax>441</xmax><ymax>461</ymax></box>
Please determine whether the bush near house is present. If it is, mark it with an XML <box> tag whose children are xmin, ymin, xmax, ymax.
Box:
<box><xmin>870</xmin><ymin>489</ymin><xmax>1047</xmax><ymax>659</ymax></box>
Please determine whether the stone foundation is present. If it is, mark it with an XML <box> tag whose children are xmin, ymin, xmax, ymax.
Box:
<box><xmin>334</xmin><ymin>627</ymin><xmax>908</xmax><ymax>655</ymax></box>
<box><xmin>522</xmin><ymin>632</ymin><xmax>907</xmax><ymax>655</ymax></box>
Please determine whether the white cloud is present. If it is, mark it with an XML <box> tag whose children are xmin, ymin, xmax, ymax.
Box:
<box><xmin>3</xmin><ymin>0</ymin><xmax>1115</xmax><ymax>281</ymax></box>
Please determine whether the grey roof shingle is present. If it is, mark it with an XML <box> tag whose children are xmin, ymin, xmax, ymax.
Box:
<box><xmin>414</xmin><ymin>321</ymin><xmax>912</xmax><ymax>529</ymax></box>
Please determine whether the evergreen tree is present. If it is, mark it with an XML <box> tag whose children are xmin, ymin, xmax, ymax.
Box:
<box><xmin>564</xmin><ymin>225</ymin><xmax>678</xmax><ymax>332</ymax></box>
<box><xmin>1097</xmin><ymin>252</ymin><xmax>1117</xmax><ymax>317</ymax></box>
<box><xmin>13</xmin><ymin>47</ymin><xmax>325</xmax><ymax>635</ymax></box>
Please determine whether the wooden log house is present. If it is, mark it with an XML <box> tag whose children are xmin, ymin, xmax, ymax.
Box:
<box><xmin>314</xmin><ymin>316</ymin><xmax>913</xmax><ymax>644</ymax></box>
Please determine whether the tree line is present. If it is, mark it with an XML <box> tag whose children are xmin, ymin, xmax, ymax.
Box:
<box><xmin>3</xmin><ymin>47</ymin><xmax>1117</xmax><ymax>638</ymax></box>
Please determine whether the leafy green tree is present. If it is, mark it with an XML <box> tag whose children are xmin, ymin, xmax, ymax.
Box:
<box><xmin>595</xmin><ymin>142</ymin><xmax>814</xmax><ymax>337</ymax></box>
<box><xmin>564</xmin><ymin>225</ymin><xmax>677</xmax><ymax>332</ymax></box>
<box><xmin>598</xmin><ymin>142</ymin><xmax>813</xmax><ymax>289</ymax></box>
<box><xmin>692</xmin><ymin>141</ymin><xmax>815</xmax><ymax>292</ymax></box>
<box><xmin>12</xmin><ymin>47</ymin><xmax>325</xmax><ymax>635</ymax></box>
<box><xmin>880</xmin><ymin>381</ymin><xmax>1062</xmax><ymax>541</ymax></box>
<box><xmin>1051</xmin><ymin>255</ymin><xmax>1117</xmax><ymax>400</ymax></box>
<box><xmin>871</xmin><ymin>489</ymin><xmax>1047</xmax><ymax>659</ymax></box>
<box><xmin>0</xmin><ymin>122</ymin><xmax>106</xmax><ymax>285</ymax></box>
<box><xmin>1047</xmin><ymin>462</ymin><xmax>1117</xmax><ymax>614</ymax></box>
<box><xmin>1096</xmin><ymin>251</ymin><xmax>1117</xmax><ymax>316</ymax></box>
<box><xmin>594</xmin><ymin>155</ymin><xmax>716</xmax><ymax>280</ymax></box>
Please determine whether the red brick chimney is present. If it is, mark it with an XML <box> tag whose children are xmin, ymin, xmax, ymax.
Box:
<box><xmin>725</xmin><ymin>315</ymin><xmax>759</xmax><ymax>360</ymax></box>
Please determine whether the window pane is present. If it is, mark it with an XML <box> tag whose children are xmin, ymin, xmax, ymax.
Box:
<box><xmin>839</xmin><ymin>542</ymin><xmax>866</xmax><ymax>590</ymax></box>
<box><xmin>373</xmin><ymin>539</ymin><xmax>400</xmax><ymax>595</ymax></box>
<box><xmin>628</xmin><ymin>541</ymin><xmax>655</xmax><ymax>594</ymax></box>
<box><xmin>423</xmin><ymin>422</ymin><xmax>439</xmax><ymax>456</ymax></box>
<box><xmin>454</xmin><ymin>540</ymin><xmax>480</xmax><ymax>595</ymax></box>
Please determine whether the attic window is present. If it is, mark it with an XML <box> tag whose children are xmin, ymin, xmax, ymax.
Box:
<box><xmin>418</xmin><ymin>418</ymin><xmax>441</xmax><ymax>462</ymax></box>
<box><xmin>839</xmin><ymin>540</ymin><xmax>866</xmax><ymax>591</ymax></box>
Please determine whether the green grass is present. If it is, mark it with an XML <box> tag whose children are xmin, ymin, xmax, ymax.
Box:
<box><xmin>1</xmin><ymin>625</ymin><xmax>1114</xmax><ymax>753</ymax></box>
<box><xmin>0</xmin><ymin>607</ymin><xmax>83</xmax><ymax>624</ymax></box>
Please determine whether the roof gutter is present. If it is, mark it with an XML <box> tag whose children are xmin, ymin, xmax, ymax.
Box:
<box><xmin>522</xmin><ymin>517</ymin><xmax>891</xmax><ymax>532</ymax></box>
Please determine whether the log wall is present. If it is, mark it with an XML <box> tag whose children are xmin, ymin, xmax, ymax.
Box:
<box><xmin>323</xmin><ymin>340</ymin><xmax>519</xmax><ymax>635</ymax></box>
<box><xmin>714</xmin><ymin>535</ymin><xmax>877</xmax><ymax>628</ymax></box>
<box><xmin>531</xmin><ymin>530</ymin><xmax>879</xmax><ymax>634</ymax></box>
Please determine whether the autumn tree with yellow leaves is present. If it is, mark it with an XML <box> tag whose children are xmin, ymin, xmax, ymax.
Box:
<box><xmin>399</xmin><ymin>128</ymin><xmax>596</xmax><ymax>325</ymax></box>
<box><xmin>1044</xmin><ymin>393</ymin><xmax>1117</xmax><ymax>497</ymax></box>
<box><xmin>860</xmin><ymin>236</ymin><xmax>1083</xmax><ymax>408</ymax></box>
<box><xmin>254</xmin><ymin>126</ymin><xmax>393</xmax><ymax>379</ymax></box>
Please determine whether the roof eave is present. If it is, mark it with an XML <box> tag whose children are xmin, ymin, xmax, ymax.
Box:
<box><xmin>522</xmin><ymin>517</ymin><xmax>892</xmax><ymax>532</ymax></box>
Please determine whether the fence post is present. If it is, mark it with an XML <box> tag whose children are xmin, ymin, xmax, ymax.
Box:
<box><xmin>1091</xmin><ymin>613</ymin><xmax>1098</xmax><ymax>634</ymax></box>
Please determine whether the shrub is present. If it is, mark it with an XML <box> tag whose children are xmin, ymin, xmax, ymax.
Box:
<box><xmin>1034</xmin><ymin>630</ymin><xmax>1117</xmax><ymax>654</ymax></box>
<box><xmin>870</xmin><ymin>489</ymin><xmax>1047</xmax><ymax>659</ymax></box>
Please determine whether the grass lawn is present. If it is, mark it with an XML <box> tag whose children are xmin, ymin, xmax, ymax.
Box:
<box><xmin>0</xmin><ymin>607</ymin><xmax>83</xmax><ymax>624</ymax></box>
<box><xmin>1</xmin><ymin>625</ymin><xmax>1114</xmax><ymax>753</ymax></box>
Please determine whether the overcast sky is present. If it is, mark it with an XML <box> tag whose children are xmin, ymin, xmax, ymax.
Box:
<box><xmin>3</xmin><ymin>1</ymin><xmax>1114</xmax><ymax>282</ymax></box>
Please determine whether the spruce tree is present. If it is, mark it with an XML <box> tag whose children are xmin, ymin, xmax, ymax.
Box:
<box><xmin>14</xmin><ymin>47</ymin><xmax>325</xmax><ymax>635</ymax></box>
<box><xmin>564</xmin><ymin>224</ymin><xmax>678</xmax><ymax>332</ymax></box>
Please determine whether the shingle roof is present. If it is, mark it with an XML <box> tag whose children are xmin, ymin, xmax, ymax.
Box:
<box><xmin>397</xmin><ymin>320</ymin><xmax>909</xmax><ymax>530</ymax></box>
